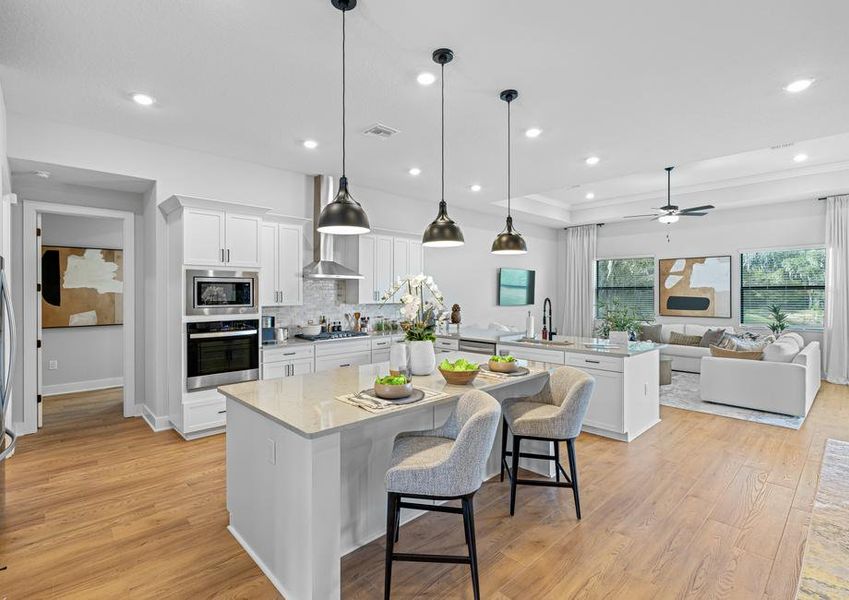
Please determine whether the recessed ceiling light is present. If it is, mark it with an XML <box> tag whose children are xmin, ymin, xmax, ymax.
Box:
<box><xmin>408</xmin><ymin>167</ymin><xmax>422</xmax><ymax>176</ymax></box>
<box><xmin>525</xmin><ymin>127</ymin><xmax>542</xmax><ymax>138</ymax></box>
<box><xmin>585</xmin><ymin>156</ymin><xmax>600</xmax><ymax>166</ymax></box>
<box><xmin>793</xmin><ymin>153</ymin><xmax>808</xmax><ymax>163</ymax></box>
<box><xmin>131</xmin><ymin>92</ymin><xmax>155</xmax><ymax>106</ymax></box>
<box><xmin>470</xmin><ymin>184</ymin><xmax>482</xmax><ymax>192</ymax></box>
<box><xmin>585</xmin><ymin>192</ymin><xmax>595</xmax><ymax>200</ymax></box>
<box><xmin>303</xmin><ymin>139</ymin><xmax>318</xmax><ymax>149</ymax></box>
<box><xmin>784</xmin><ymin>78</ymin><xmax>814</xmax><ymax>93</ymax></box>
<box><xmin>417</xmin><ymin>72</ymin><xmax>436</xmax><ymax>86</ymax></box>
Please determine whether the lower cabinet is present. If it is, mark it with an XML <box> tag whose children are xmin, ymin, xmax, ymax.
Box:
<box><xmin>579</xmin><ymin>367</ymin><xmax>624</xmax><ymax>433</ymax></box>
<box><xmin>315</xmin><ymin>351</ymin><xmax>372</xmax><ymax>372</ymax></box>
<box><xmin>182</xmin><ymin>393</ymin><xmax>227</xmax><ymax>438</ymax></box>
<box><xmin>261</xmin><ymin>345</ymin><xmax>315</xmax><ymax>380</ymax></box>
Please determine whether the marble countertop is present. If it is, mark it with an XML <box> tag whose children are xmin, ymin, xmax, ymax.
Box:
<box><xmin>261</xmin><ymin>332</ymin><xmax>404</xmax><ymax>350</ymax></box>
<box><xmin>219</xmin><ymin>351</ymin><xmax>549</xmax><ymax>439</ymax></box>
<box><xmin>499</xmin><ymin>336</ymin><xmax>664</xmax><ymax>357</ymax></box>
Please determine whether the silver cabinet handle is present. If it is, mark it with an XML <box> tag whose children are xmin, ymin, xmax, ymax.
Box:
<box><xmin>189</xmin><ymin>329</ymin><xmax>258</xmax><ymax>339</ymax></box>
<box><xmin>220</xmin><ymin>248</ymin><xmax>225</xmax><ymax>263</ymax></box>
<box><xmin>340</xmin><ymin>363</ymin><xmax>351</xmax><ymax>367</ymax></box>
<box><xmin>226</xmin><ymin>249</ymin><xmax>231</xmax><ymax>263</ymax></box>
<box><xmin>585</xmin><ymin>359</ymin><xmax>600</xmax><ymax>364</ymax></box>
<box><xmin>283</xmin><ymin>352</ymin><xmax>296</xmax><ymax>356</ymax></box>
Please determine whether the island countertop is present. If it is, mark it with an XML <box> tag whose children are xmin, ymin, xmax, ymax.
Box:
<box><xmin>219</xmin><ymin>351</ymin><xmax>549</xmax><ymax>440</ymax></box>
<box><xmin>498</xmin><ymin>336</ymin><xmax>664</xmax><ymax>358</ymax></box>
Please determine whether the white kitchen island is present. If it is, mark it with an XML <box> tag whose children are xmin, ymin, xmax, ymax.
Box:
<box><xmin>219</xmin><ymin>352</ymin><xmax>549</xmax><ymax>600</ymax></box>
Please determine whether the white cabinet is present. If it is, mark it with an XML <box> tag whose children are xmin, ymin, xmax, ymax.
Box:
<box><xmin>393</xmin><ymin>237</ymin><xmax>424</xmax><ymax>280</ymax></box>
<box><xmin>409</xmin><ymin>240</ymin><xmax>423</xmax><ymax>276</ymax></box>
<box><xmin>374</xmin><ymin>235</ymin><xmax>394</xmax><ymax>301</ymax></box>
<box><xmin>315</xmin><ymin>352</ymin><xmax>371</xmax><ymax>372</ymax></box>
<box><xmin>261</xmin><ymin>222</ymin><xmax>303</xmax><ymax>306</ymax></box>
<box><xmin>183</xmin><ymin>207</ymin><xmax>261</xmax><ymax>268</ymax></box>
<box><xmin>498</xmin><ymin>343</ymin><xmax>566</xmax><ymax>365</ymax></box>
<box><xmin>261</xmin><ymin>344</ymin><xmax>315</xmax><ymax>380</ymax></box>
<box><xmin>580</xmin><ymin>368</ymin><xmax>625</xmax><ymax>433</ymax></box>
<box><xmin>435</xmin><ymin>337</ymin><xmax>459</xmax><ymax>353</ymax></box>
<box><xmin>346</xmin><ymin>233</ymin><xmax>425</xmax><ymax>304</ymax></box>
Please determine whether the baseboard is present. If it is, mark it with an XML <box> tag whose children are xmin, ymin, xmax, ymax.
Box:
<box><xmin>42</xmin><ymin>377</ymin><xmax>124</xmax><ymax>396</ymax></box>
<box><xmin>142</xmin><ymin>406</ymin><xmax>172</xmax><ymax>432</ymax></box>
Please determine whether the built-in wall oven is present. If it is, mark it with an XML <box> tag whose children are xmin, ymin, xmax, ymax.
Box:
<box><xmin>186</xmin><ymin>319</ymin><xmax>259</xmax><ymax>391</ymax></box>
<box><xmin>186</xmin><ymin>269</ymin><xmax>258</xmax><ymax>316</ymax></box>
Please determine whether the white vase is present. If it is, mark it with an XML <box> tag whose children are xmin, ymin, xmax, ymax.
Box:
<box><xmin>408</xmin><ymin>340</ymin><xmax>436</xmax><ymax>375</ymax></box>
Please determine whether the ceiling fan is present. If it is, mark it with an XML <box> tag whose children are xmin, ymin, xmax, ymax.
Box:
<box><xmin>624</xmin><ymin>166</ymin><xmax>715</xmax><ymax>223</ymax></box>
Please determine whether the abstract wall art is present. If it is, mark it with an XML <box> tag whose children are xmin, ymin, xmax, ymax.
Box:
<box><xmin>41</xmin><ymin>246</ymin><xmax>124</xmax><ymax>328</ymax></box>
<box><xmin>658</xmin><ymin>255</ymin><xmax>731</xmax><ymax>318</ymax></box>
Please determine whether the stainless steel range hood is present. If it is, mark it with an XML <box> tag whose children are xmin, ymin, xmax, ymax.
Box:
<box><xmin>303</xmin><ymin>175</ymin><xmax>364</xmax><ymax>279</ymax></box>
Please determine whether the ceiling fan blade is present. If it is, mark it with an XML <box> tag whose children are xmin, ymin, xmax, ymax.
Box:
<box><xmin>678</xmin><ymin>212</ymin><xmax>708</xmax><ymax>216</ymax></box>
<box><xmin>678</xmin><ymin>205</ymin><xmax>714</xmax><ymax>213</ymax></box>
<box><xmin>623</xmin><ymin>214</ymin><xmax>660</xmax><ymax>219</ymax></box>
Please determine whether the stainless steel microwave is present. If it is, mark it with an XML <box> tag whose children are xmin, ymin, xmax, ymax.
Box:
<box><xmin>186</xmin><ymin>269</ymin><xmax>258</xmax><ymax>316</ymax></box>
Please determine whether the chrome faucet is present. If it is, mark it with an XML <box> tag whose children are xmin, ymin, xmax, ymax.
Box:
<box><xmin>542</xmin><ymin>297</ymin><xmax>554</xmax><ymax>340</ymax></box>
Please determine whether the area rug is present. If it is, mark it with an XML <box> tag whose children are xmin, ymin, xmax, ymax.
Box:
<box><xmin>659</xmin><ymin>371</ymin><xmax>804</xmax><ymax>430</ymax></box>
<box><xmin>798</xmin><ymin>439</ymin><xmax>849</xmax><ymax>598</ymax></box>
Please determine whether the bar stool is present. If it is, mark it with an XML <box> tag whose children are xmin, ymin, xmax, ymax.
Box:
<box><xmin>500</xmin><ymin>366</ymin><xmax>595</xmax><ymax>518</ymax></box>
<box><xmin>383</xmin><ymin>390</ymin><xmax>501</xmax><ymax>600</ymax></box>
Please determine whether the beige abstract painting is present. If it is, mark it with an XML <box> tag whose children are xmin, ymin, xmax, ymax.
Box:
<box><xmin>658</xmin><ymin>255</ymin><xmax>731</xmax><ymax>318</ymax></box>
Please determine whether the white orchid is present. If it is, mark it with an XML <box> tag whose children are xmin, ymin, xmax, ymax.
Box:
<box><xmin>379</xmin><ymin>273</ymin><xmax>446</xmax><ymax>342</ymax></box>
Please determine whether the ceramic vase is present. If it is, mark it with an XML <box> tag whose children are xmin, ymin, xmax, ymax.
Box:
<box><xmin>408</xmin><ymin>340</ymin><xmax>436</xmax><ymax>375</ymax></box>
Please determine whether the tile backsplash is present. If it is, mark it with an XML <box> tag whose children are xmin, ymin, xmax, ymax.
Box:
<box><xmin>263</xmin><ymin>279</ymin><xmax>399</xmax><ymax>331</ymax></box>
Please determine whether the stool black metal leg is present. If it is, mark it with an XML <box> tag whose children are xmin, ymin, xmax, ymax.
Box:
<box><xmin>394</xmin><ymin>499</ymin><xmax>401</xmax><ymax>543</ymax></box>
<box><xmin>462</xmin><ymin>495</ymin><xmax>481</xmax><ymax>600</ymax></box>
<box><xmin>500</xmin><ymin>417</ymin><xmax>508</xmax><ymax>482</ymax></box>
<box><xmin>566</xmin><ymin>438</ymin><xmax>581</xmax><ymax>519</ymax></box>
<box><xmin>509</xmin><ymin>435</ymin><xmax>521</xmax><ymax>516</ymax></box>
<box><xmin>554</xmin><ymin>441</ymin><xmax>561</xmax><ymax>483</ymax></box>
<box><xmin>384</xmin><ymin>493</ymin><xmax>398</xmax><ymax>599</ymax></box>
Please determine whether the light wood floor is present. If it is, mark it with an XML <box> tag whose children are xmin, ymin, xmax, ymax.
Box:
<box><xmin>2</xmin><ymin>384</ymin><xmax>848</xmax><ymax>599</ymax></box>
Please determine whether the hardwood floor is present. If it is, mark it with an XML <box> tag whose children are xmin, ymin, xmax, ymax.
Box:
<box><xmin>2</xmin><ymin>383</ymin><xmax>847</xmax><ymax>599</ymax></box>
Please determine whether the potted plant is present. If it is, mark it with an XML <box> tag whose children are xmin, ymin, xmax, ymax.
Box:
<box><xmin>767</xmin><ymin>304</ymin><xmax>789</xmax><ymax>336</ymax></box>
<box><xmin>381</xmin><ymin>273</ymin><xmax>447</xmax><ymax>375</ymax></box>
<box><xmin>594</xmin><ymin>299</ymin><xmax>651</xmax><ymax>341</ymax></box>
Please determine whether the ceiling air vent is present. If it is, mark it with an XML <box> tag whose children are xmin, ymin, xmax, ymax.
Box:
<box><xmin>770</xmin><ymin>142</ymin><xmax>795</xmax><ymax>150</ymax></box>
<box><xmin>362</xmin><ymin>123</ymin><xmax>400</xmax><ymax>139</ymax></box>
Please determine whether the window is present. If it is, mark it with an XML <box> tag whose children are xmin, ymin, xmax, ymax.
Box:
<box><xmin>595</xmin><ymin>257</ymin><xmax>655</xmax><ymax>318</ymax></box>
<box><xmin>740</xmin><ymin>248</ymin><xmax>826</xmax><ymax>327</ymax></box>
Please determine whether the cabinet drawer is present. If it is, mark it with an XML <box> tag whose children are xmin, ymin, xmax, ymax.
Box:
<box><xmin>262</xmin><ymin>345</ymin><xmax>314</xmax><ymax>363</ymax></box>
<box><xmin>499</xmin><ymin>345</ymin><xmax>565</xmax><ymax>365</ymax></box>
<box><xmin>315</xmin><ymin>339</ymin><xmax>372</xmax><ymax>357</ymax></box>
<box><xmin>372</xmin><ymin>349</ymin><xmax>390</xmax><ymax>363</ymax></box>
<box><xmin>370</xmin><ymin>337</ymin><xmax>394</xmax><ymax>350</ymax></box>
<box><xmin>315</xmin><ymin>351</ymin><xmax>372</xmax><ymax>372</ymax></box>
<box><xmin>564</xmin><ymin>353</ymin><xmax>623</xmax><ymax>373</ymax></box>
<box><xmin>435</xmin><ymin>338</ymin><xmax>459</xmax><ymax>351</ymax></box>
<box><xmin>184</xmin><ymin>397</ymin><xmax>227</xmax><ymax>433</ymax></box>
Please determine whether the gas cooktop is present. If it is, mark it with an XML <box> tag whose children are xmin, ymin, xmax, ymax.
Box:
<box><xmin>296</xmin><ymin>331</ymin><xmax>369</xmax><ymax>341</ymax></box>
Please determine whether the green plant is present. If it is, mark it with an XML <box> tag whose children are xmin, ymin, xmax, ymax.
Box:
<box><xmin>767</xmin><ymin>304</ymin><xmax>789</xmax><ymax>335</ymax></box>
<box><xmin>380</xmin><ymin>274</ymin><xmax>446</xmax><ymax>342</ymax></box>
<box><xmin>594</xmin><ymin>299</ymin><xmax>652</xmax><ymax>339</ymax></box>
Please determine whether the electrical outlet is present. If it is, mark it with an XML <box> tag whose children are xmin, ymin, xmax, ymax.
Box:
<box><xmin>48</xmin><ymin>360</ymin><xmax>58</xmax><ymax>371</ymax></box>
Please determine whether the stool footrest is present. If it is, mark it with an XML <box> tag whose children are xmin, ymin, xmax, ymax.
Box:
<box><xmin>514</xmin><ymin>477</ymin><xmax>574</xmax><ymax>488</ymax></box>
<box><xmin>393</xmin><ymin>552</ymin><xmax>472</xmax><ymax>565</ymax></box>
<box><xmin>398</xmin><ymin>501</ymin><xmax>462</xmax><ymax>515</ymax></box>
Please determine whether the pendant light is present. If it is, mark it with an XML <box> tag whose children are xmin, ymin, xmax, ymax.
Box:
<box><xmin>317</xmin><ymin>0</ymin><xmax>370</xmax><ymax>235</ymax></box>
<box><xmin>422</xmin><ymin>48</ymin><xmax>464</xmax><ymax>247</ymax></box>
<box><xmin>491</xmin><ymin>89</ymin><xmax>528</xmax><ymax>254</ymax></box>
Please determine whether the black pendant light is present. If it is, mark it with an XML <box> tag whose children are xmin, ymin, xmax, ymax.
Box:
<box><xmin>422</xmin><ymin>48</ymin><xmax>464</xmax><ymax>247</ymax></box>
<box><xmin>317</xmin><ymin>0</ymin><xmax>370</xmax><ymax>235</ymax></box>
<box><xmin>491</xmin><ymin>89</ymin><xmax>527</xmax><ymax>255</ymax></box>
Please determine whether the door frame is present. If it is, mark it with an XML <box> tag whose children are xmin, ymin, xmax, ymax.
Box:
<box><xmin>20</xmin><ymin>200</ymin><xmax>136</xmax><ymax>434</ymax></box>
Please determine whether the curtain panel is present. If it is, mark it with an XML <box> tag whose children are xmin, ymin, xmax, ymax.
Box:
<box><xmin>824</xmin><ymin>195</ymin><xmax>849</xmax><ymax>384</ymax></box>
<box><xmin>560</xmin><ymin>224</ymin><xmax>597</xmax><ymax>337</ymax></box>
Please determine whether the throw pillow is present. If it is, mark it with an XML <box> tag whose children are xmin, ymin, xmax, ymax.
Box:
<box><xmin>717</xmin><ymin>333</ymin><xmax>774</xmax><ymax>352</ymax></box>
<box><xmin>669</xmin><ymin>331</ymin><xmax>702</xmax><ymax>346</ymax></box>
<box><xmin>699</xmin><ymin>328</ymin><xmax>726</xmax><ymax>348</ymax></box>
<box><xmin>709</xmin><ymin>345</ymin><xmax>764</xmax><ymax>360</ymax></box>
<box><xmin>639</xmin><ymin>323</ymin><xmax>663</xmax><ymax>343</ymax></box>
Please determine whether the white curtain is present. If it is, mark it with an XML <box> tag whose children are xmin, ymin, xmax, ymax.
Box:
<box><xmin>560</xmin><ymin>225</ymin><xmax>597</xmax><ymax>337</ymax></box>
<box><xmin>824</xmin><ymin>195</ymin><xmax>849</xmax><ymax>384</ymax></box>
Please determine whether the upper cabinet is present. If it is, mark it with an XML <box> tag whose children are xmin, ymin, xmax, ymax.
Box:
<box><xmin>345</xmin><ymin>233</ymin><xmax>425</xmax><ymax>304</ymax></box>
<box><xmin>260</xmin><ymin>221</ymin><xmax>303</xmax><ymax>306</ymax></box>
<box><xmin>161</xmin><ymin>195</ymin><xmax>268</xmax><ymax>269</ymax></box>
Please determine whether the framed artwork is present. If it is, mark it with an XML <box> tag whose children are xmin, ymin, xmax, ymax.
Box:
<box><xmin>658</xmin><ymin>255</ymin><xmax>731</xmax><ymax>318</ymax></box>
<box><xmin>41</xmin><ymin>245</ymin><xmax>124</xmax><ymax>328</ymax></box>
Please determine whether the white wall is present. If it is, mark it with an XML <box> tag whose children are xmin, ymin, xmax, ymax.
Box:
<box><xmin>593</xmin><ymin>198</ymin><xmax>826</xmax><ymax>345</ymax></box>
<box><xmin>40</xmin><ymin>213</ymin><xmax>124</xmax><ymax>394</ymax></box>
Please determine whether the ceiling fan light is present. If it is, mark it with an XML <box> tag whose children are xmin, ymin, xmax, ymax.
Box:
<box><xmin>658</xmin><ymin>214</ymin><xmax>679</xmax><ymax>224</ymax></box>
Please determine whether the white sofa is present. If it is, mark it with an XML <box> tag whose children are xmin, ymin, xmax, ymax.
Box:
<box><xmin>700</xmin><ymin>336</ymin><xmax>821</xmax><ymax>417</ymax></box>
<box><xmin>655</xmin><ymin>324</ymin><xmax>734</xmax><ymax>373</ymax></box>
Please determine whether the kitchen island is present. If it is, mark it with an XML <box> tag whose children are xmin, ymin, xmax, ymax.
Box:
<box><xmin>498</xmin><ymin>336</ymin><xmax>663</xmax><ymax>442</ymax></box>
<box><xmin>219</xmin><ymin>352</ymin><xmax>549</xmax><ymax>600</ymax></box>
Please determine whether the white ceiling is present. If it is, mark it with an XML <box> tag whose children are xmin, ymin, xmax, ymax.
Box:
<box><xmin>2</xmin><ymin>0</ymin><xmax>848</xmax><ymax>226</ymax></box>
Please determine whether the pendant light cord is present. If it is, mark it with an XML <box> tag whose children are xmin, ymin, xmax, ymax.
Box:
<box><xmin>441</xmin><ymin>61</ymin><xmax>445</xmax><ymax>202</ymax></box>
<box><xmin>341</xmin><ymin>8</ymin><xmax>347</xmax><ymax>178</ymax></box>
<box><xmin>507</xmin><ymin>98</ymin><xmax>512</xmax><ymax>218</ymax></box>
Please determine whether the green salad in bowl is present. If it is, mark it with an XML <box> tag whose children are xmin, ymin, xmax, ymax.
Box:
<box><xmin>489</xmin><ymin>355</ymin><xmax>517</xmax><ymax>363</ymax></box>
<box><xmin>373</xmin><ymin>374</ymin><xmax>413</xmax><ymax>399</ymax></box>
<box><xmin>438</xmin><ymin>358</ymin><xmax>480</xmax><ymax>384</ymax></box>
<box><xmin>488</xmin><ymin>354</ymin><xmax>519</xmax><ymax>373</ymax></box>
<box><xmin>375</xmin><ymin>375</ymin><xmax>409</xmax><ymax>386</ymax></box>
<box><xmin>439</xmin><ymin>358</ymin><xmax>480</xmax><ymax>372</ymax></box>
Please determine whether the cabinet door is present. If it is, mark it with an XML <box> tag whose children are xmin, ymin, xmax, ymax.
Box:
<box><xmin>290</xmin><ymin>358</ymin><xmax>314</xmax><ymax>376</ymax></box>
<box><xmin>372</xmin><ymin>349</ymin><xmax>390</xmax><ymax>363</ymax></box>
<box><xmin>315</xmin><ymin>351</ymin><xmax>371</xmax><ymax>373</ymax></box>
<box><xmin>374</xmin><ymin>235</ymin><xmax>394</xmax><ymax>302</ymax></box>
<box><xmin>581</xmin><ymin>368</ymin><xmax>625</xmax><ymax>434</ymax></box>
<box><xmin>278</xmin><ymin>223</ymin><xmax>303</xmax><ymax>306</ymax></box>
<box><xmin>260</xmin><ymin>223</ymin><xmax>279</xmax><ymax>306</ymax></box>
<box><xmin>409</xmin><ymin>239</ymin><xmax>423</xmax><ymax>276</ymax></box>
<box><xmin>184</xmin><ymin>208</ymin><xmax>226</xmax><ymax>266</ymax></box>
<box><xmin>393</xmin><ymin>238</ymin><xmax>409</xmax><ymax>281</ymax></box>
<box><xmin>225</xmin><ymin>213</ymin><xmax>262</xmax><ymax>267</ymax></box>
<box><xmin>358</xmin><ymin>235</ymin><xmax>376</xmax><ymax>304</ymax></box>
<box><xmin>262</xmin><ymin>361</ymin><xmax>287</xmax><ymax>380</ymax></box>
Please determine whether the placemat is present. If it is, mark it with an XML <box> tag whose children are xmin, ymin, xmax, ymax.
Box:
<box><xmin>336</xmin><ymin>387</ymin><xmax>449</xmax><ymax>414</ymax></box>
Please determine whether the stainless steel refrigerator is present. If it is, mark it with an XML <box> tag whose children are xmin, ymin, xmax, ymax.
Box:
<box><xmin>0</xmin><ymin>255</ymin><xmax>17</xmax><ymax>467</ymax></box>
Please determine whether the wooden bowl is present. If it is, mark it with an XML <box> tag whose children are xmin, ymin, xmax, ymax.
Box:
<box><xmin>373</xmin><ymin>381</ymin><xmax>414</xmax><ymax>399</ymax></box>
<box><xmin>439</xmin><ymin>367</ymin><xmax>480</xmax><ymax>385</ymax></box>
<box><xmin>488</xmin><ymin>359</ymin><xmax>519</xmax><ymax>373</ymax></box>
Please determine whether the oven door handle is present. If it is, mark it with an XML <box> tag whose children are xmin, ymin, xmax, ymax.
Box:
<box><xmin>189</xmin><ymin>330</ymin><xmax>258</xmax><ymax>339</ymax></box>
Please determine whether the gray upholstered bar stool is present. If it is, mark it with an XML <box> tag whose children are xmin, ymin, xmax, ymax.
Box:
<box><xmin>500</xmin><ymin>366</ymin><xmax>595</xmax><ymax>518</ymax></box>
<box><xmin>383</xmin><ymin>390</ymin><xmax>501</xmax><ymax>600</ymax></box>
